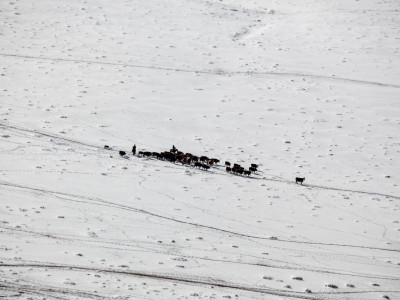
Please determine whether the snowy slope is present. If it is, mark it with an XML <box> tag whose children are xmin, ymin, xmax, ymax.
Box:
<box><xmin>0</xmin><ymin>0</ymin><xmax>399</xmax><ymax>299</ymax></box>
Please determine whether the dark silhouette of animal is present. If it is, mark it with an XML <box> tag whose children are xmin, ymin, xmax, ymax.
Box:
<box><xmin>296</xmin><ymin>177</ymin><xmax>305</xmax><ymax>185</ymax></box>
<box><xmin>249</xmin><ymin>167</ymin><xmax>257</xmax><ymax>172</ymax></box>
<box><xmin>251</xmin><ymin>164</ymin><xmax>258</xmax><ymax>169</ymax></box>
<box><xmin>210</xmin><ymin>159</ymin><xmax>219</xmax><ymax>164</ymax></box>
<box><xmin>225</xmin><ymin>161</ymin><xmax>231</xmax><ymax>167</ymax></box>
<box><xmin>191</xmin><ymin>156</ymin><xmax>199</xmax><ymax>162</ymax></box>
<box><xmin>194</xmin><ymin>162</ymin><xmax>202</xmax><ymax>168</ymax></box>
<box><xmin>233</xmin><ymin>163</ymin><xmax>241</xmax><ymax>169</ymax></box>
<box><xmin>138</xmin><ymin>151</ymin><xmax>144</xmax><ymax>156</ymax></box>
<box><xmin>201</xmin><ymin>164</ymin><xmax>210</xmax><ymax>170</ymax></box>
<box><xmin>104</xmin><ymin>145</ymin><xmax>110</xmax><ymax>149</ymax></box>
<box><xmin>200</xmin><ymin>156</ymin><xmax>208</xmax><ymax>162</ymax></box>
<box><xmin>143</xmin><ymin>151</ymin><xmax>152</xmax><ymax>157</ymax></box>
<box><xmin>232</xmin><ymin>166</ymin><xmax>244</xmax><ymax>175</ymax></box>
<box><xmin>119</xmin><ymin>151</ymin><xmax>126</xmax><ymax>156</ymax></box>
<box><xmin>244</xmin><ymin>170</ymin><xmax>251</xmax><ymax>176</ymax></box>
<box><xmin>226</xmin><ymin>167</ymin><xmax>231</xmax><ymax>172</ymax></box>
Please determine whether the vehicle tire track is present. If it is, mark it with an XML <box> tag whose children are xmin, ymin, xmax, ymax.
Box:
<box><xmin>1</xmin><ymin>181</ymin><xmax>398</xmax><ymax>254</ymax></box>
<box><xmin>1</xmin><ymin>263</ymin><xmax>399</xmax><ymax>299</ymax></box>
<box><xmin>1</xmin><ymin>53</ymin><xmax>399</xmax><ymax>88</ymax></box>
<box><xmin>0</xmin><ymin>263</ymin><xmax>350</xmax><ymax>300</ymax></box>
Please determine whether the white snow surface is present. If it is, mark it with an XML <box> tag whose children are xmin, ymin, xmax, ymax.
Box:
<box><xmin>0</xmin><ymin>0</ymin><xmax>399</xmax><ymax>299</ymax></box>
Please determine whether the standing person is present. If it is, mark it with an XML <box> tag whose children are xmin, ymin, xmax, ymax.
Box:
<box><xmin>132</xmin><ymin>144</ymin><xmax>136</xmax><ymax>155</ymax></box>
<box><xmin>172</xmin><ymin>145</ymin><xmax>177</xmax><ymax>153</ymax></box>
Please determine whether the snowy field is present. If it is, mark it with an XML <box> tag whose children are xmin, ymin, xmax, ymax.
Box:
<box><xmin>0</xmin><ymin>0</ymin><xmax>399</xmax><ymax>299</ymax></box>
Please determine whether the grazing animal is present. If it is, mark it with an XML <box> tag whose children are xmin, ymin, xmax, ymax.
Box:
<box><xmin>119</xmin><ymin>151</ymin><xmax>126</xmax><ymax>156</ymax></box>
<box><xmin>226</xmin><ymin>167</ymin><xmax>231</xmax><ymax>172</ymax></box>
<box><xmin>210</xmin><ymin>158</ymin><xmax>220</xmax><ymax>164</ymax></box>
<box><xmin>296</xmin><ymin>177</ymin><xmax>305</xmax><ymax>185</ymax></box>
<box><xmin>191</xmin><ymin>156</ymin><xmax>199</xmax><ymax>162</ymax></box>
<box><xmin>194</xmin><ymin>162</ymin><xmax>202</xmax><ymax>168</ymax></box>
<box><xmin>233</xmin><ymin>163</ymin><xmax>241</xmax><ymax>169</ymax></box>
<box><xmin>104</xmin><ymin>145</ymin><xmax>110</xmax><ymax>149</ymax></box>
<box><xmin>251</xmin><ymin>164</ymin><xmax>258</xmax><ymax>169</ymax></box>
<box><xmin>249</xmin><ymin>167</ymin><xmax>257</xmax><ymax>172</ymax></box>
<box><xmin>225</xmin><ymin>161</ymin><xmax>231</xmax><ymax>167</ymax></box>
<box><xmin>244</xmin><ymin>170</ymin><xmax>251</xmax><ymax>176</ymax></box>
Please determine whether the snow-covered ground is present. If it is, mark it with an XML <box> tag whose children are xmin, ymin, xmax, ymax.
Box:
<box><xmin>0</xmin><ymin>0</ymin><xmax>399</xmax><ymax>299</ymax></box>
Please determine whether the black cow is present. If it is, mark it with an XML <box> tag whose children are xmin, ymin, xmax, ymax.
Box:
<box><xmin>296</xmin><ymin>177</ymin><xmax>305</xmax><ymax>185</ymax></box>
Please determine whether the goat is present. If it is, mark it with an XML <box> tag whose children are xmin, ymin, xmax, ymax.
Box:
<box><xmin>296</xmin><ymin>177</ymin><xmax>305</xmax><ymax>185</ymax></box>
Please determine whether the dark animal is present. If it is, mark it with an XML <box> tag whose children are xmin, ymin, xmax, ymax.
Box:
<box><xmin>200</xmin><ymin>156</ymin><xmax>208</xmax><ymax>162</ymax></box>
<box><xmin>233</xmin><ymin>163</ymin><xmax>241</xmax><ymax>169</ymax></box>
<box><xmin>191</xmin><ymin>156</ymin><xmax>199</xmax><ymax>162</ymax></box>
<box><xmin>210</xmin><ymin>158</ymin><xmax>220</xmax><ymax>164</ymax></box>
<box><xmin>251</xmin><ymin>164</ymin><xmax>258</xmax><ymax>169</ymax></box>
<box><xmin>194</xmin><ymin>162</ymin><xmax>202</xmax><ymax>168</ymax></box>
<box><xmin>201</xmin><ymin>164</ymin><xmax>210</xmax><ymax>170</ymax></box>
<box><xmin>104</xmin><ymin>145</ymin><xmax>110</xmax><ymax>149</ymax></box>
<box><xmin>244</xmin><ymin>170</ymin><xmax>251</xmax><ymax>176</ymax></box>
<box><xmin>296</xmin><ymin>177</ymin><xmax>305</xmax><ymax>185</ymax></box>
<box><xmin>226</xmin><ymin>167</ymin><xmax>231</xmax><ymax>172</ymax></box>
<box><xmin>119</xmin><ymin>151</ymin><xmax>126</xmax><ymax>156</ymax></box>
<box><xmin>138</xmin><ymin>151</ymin><xmax>144</xmax><ymax>156</ymax></box>
<box><xmin>225</xmin><ymin>161</ymin><xmax>231</xmax><ymax>167</ymax></box>
<box><xmin>249</xmin><ymin>167</ymin><xmax>257</xmax><ymax>172</ymax></box>
<box><xmin>143</xmin><ymin>151</ymin><xmax>152</xmax><ymax>157</ymax></box>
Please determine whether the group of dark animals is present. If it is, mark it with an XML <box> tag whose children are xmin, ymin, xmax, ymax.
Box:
<box><xmin>104</xmin><ymin>144</ymin><xmax>305</xmax><ymax>184</ymax></box>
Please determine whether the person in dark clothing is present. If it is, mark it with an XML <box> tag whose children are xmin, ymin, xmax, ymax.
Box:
<box><xmin>172</xmin><ymin>145</ymin><xmax>177</xmax><ymax>153</ymax></box>
<box><xmin>132</xmin><ymin>145</ymin><xmax>136</xmax><ymax>155</ymax></box>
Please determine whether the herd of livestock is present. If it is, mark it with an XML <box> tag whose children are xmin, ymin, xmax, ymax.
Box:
<box><xmin>105</xmin><ymin>144</ymin><xmax>305</xmax><ymax>184</ymax></box>
<box><xmin>105</xmin><ymin>145</ymin><xmax>259</xmax><ymax>177</ymax></box>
